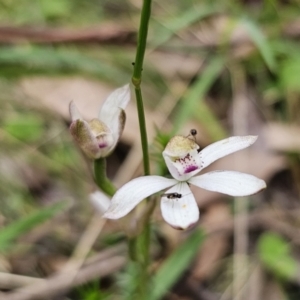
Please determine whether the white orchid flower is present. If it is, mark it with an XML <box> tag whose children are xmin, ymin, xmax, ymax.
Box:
<box><xmin>104</xmin><ymin>135</ymin><xmax>266</xmax><ymax>230</ymax></box>
<box><xmin>69</xmin><ymin>84</ymin><xmax>130</xmax><ymax>159</ymax></box>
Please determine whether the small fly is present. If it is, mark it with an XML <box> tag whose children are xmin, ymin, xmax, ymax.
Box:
<box><xmin>161</xmin><ymin>192</ymin><xmax>182</xmax><ymax>208</ymax></box>
<box><xmin>161</xmin><ymin>192</ymin><xmax>192</xmax><ymax>208</ymax></box>
<box><xmin>161</xmin><ymin>192</ymin><xmax>182</xmax><ymax>199</ymax></box>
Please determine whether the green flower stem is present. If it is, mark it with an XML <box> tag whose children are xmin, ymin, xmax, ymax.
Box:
<box><xmin>130</xmin><ymin>0</ymin><xmax>152</xmax><ymax>298</ymax></box>
<box><xmin>132</xmin><ymin>0</ymin><xmax>152</xmax><ymax>176</ymax></box>
<box><xmin>132</xmin><ymin>0</ymin><xmax>151</xmax><ymax>88</ymax></box>
<box><xmin>134</xmin><ymin>88</ymin><xmax>150</xmax><ymax>175</ymax></box>
<box><xmin>128</xmin><ymin>237</ymin><xmax>138</xmax><ymax>261</ymax></box>
<box><xmin>94</xmin><ymin>158</ymin><xmax>116</xmax><ymax>197</ymax></box>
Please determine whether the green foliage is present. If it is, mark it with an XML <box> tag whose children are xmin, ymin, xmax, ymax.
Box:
<box><xmin>258</xmin><ymin>232</ymin><xmax>297</xmax><ymax>281</ymax></box>
<box><xmin>3</xmin><ymin>114</ymin><xmax>44</xmax><ymax>142</ymax></box>
<box><xmin>150</xmin><ymin>127</ymin><xmax>172</xmax><ymax>176</ymax></box>
<box><xmin>151</xmin><ymin>5</ymin><xmax>218</xmax><ymax>48</ymax></box>
<box><xmin>241</xmin><ymin>18</ymin><xmax>277</xmax><ymax>72</ymax></box>
<box><xmin>279</xmin><ymin>55</ymin><xmax>300</xmax><ymax>93</ymax></box>
<box><xmin>172</xmin><ymin>56</ymin><xmax>226</xmax><ymax>139</ymax></box>
<box><xmin>40</xmin><ymin>0</ymin><xmax>71</xmax><ymax>20</ymax></box>
<box><xmin>0</xmin><ymin>201</ymin><xmax>67</xmax><ymax>253</ymax></box>
<box><xmin>50</xmin><ymin>143</ymin><xmax>78</xmax><ymax>169</ymax></box>
<box><xmin>118</xmin><ymin>261</ymin><xmax>144</xmax><ymax>300</ymax></box>
<box><xmin>0</xmin><ymin>0</ymin><xmax>106</xmax><ymax>26</ymax></box>
<box><xmin>0</xmin><ymin>46</ymin><xmax>126</xmax><ymax>84</ymax></box>
<box><xmin>77</xmin><ymin>281</ymin><xmax>111</xmax><ymax>300</ymax></box>
<box><xmin>151</xmin><ymin>230</ymin><xmax>204</xmax><ymax>300</ymax></box>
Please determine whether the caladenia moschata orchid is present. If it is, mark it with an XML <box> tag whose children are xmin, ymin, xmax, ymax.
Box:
<box><xmin>104</xmin><ymin>133</ymin><xmax>267</xmax><ymax>230</ymax></box>
<box><xmin>69</xmin><ymin>84</ymin><xmax>130</xmax><ymax>159</ymax></box>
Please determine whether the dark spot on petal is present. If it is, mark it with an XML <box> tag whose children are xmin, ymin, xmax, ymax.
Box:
<box><xmin>184</xmin><ymin>165</ymin><xmax>198</xmax><ymax>173</ymax></box>
<box><xmin>99</xmin><ymin>143</ymin><xmax>107</xmax><ymax>149</ymax></box>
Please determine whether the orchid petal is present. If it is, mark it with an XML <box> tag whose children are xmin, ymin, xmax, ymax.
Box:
<box><xmin>99</xmin><ymin>84</ymin><xmax>130</xmax><ymax>148</ymax></box>
<box><xmin>104</xmin><ymin>176</ymin><xmax>177</xmax><ymax>219</ymax></box>
<box><xmin>161</xmin><ymin>182</ymin><xmax>199</xmax><ymax>230</ymax></box>
<box><xmin>89</xmin><ymin>191</ymin><xmax>111</xmax><ymax>214</ymax></box>
<box><xmin>69</xmin><ymin>119</ymin><xmax>101</xmax><ymax>158</ymax></box>
<box><xmin>106</xmin><ymin>108</ymin><xmax>126</xmax><ymax>155</ymax></box>
<box><xmin>189</xmin><ymin>170</ymin><xmax>266</xmax><ymax>196</ymax></box>
<box><xmin>69</xmin><ymin>101</ymin><xmax>83</xmax><ymax>121</ymax></box>
<box><xmin>199</xmin><ymin>136</ymin><xmax>257</xmax><ymax>170</ymax></box>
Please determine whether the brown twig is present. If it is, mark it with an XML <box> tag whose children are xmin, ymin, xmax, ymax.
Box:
<box><xmin>1</xmin><ymin>254</ymin><xmax>126</xmax><ymax>300</ymax></box>
<box><xmin>0</xmin><ymin>273</ymin><xmax>43</xmax><ymax>290</ymax></box>
<box><xmin>62</xmin><ymin>213</ymin><xmax>106</xmax><ymax>272</ymax></box>
<box><xmin>0</xmin><ymin>25</ymin><xmax>135</xmax><ymax>44</ymax></box>
<box><xmin>0</xmin><ymin>243</ymin><xmax>125</xmax><ymax>290</ymax></box>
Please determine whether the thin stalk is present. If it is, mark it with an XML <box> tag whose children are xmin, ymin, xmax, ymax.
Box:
<box><xmin>94</xmin><ymin>158</ymin><xmax>137</xmax><ymax>262</ymax></box>
<box><xmin>94</xmin><ymin>158</ymin><xmax>116</xmax><ymax>196</ymax></box>
<box><xmin>134</xmin><ymin>88</ymin><xmax>150</xmax><ymax>175</ymax></box>
<box><xmin>231</xmin><ymin>64</ymin><xmax>249</xmax><ymax>300</ymax></box>
<box><xmin>130</xmin><ymin>0</ymin><xmax>152</xmax><ymax>298</ymax></box>
<box><xmin>128</xmin><ymin>238</ymin><xmax>136</xmax><ymax>261</ymax></box>
<box><xmin>132</xmin><ymin>0</ymin><xmax>151</xmax><ymax>87</ymax></box>
<box><xmin>132</xmin><ymin>0</ymin><xmax>152</xmax><ymax>176</ymax></box>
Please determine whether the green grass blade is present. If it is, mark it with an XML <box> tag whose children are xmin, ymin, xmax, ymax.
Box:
<box><xmin>151</xmin><ymin>230</ymin><xmax>204</xmax><ymax>300</ymax></box>
<box><xmin>151</xmin><ymin>6</ymin><xmax>217</xmax><ymax>48</ymax></box>
<box><xmin>193</xmin><ymin>101</ymin><xmax>227</xmax><ymax>141</ymax></box>
<box><xmin>241</xmin><ymin>18</ymin><xmax>277</xmax><ymax>72</ymax></box>
<box><xmin>172</xmin><ymin>56</ymin><xmax>225</xmax><ymax>135</ymax></box>
<box><xmin>258</xmin><ymin>232</ymin><xmax>297</xmax><ymax>281</ymax></box>
<box><xmin>279</xmin><ymin>55</ymin><xmax>300</xmax><ymax>93</ymax></box>
<box><xmin>0</xmin><ymin>201</ymin><xmax>67</xmax><ymax>253</ymax></box>
<box><xmin>0</xmin><ymin>46</ymin><xmax>126</xmax><ymax>83</ymax></box>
